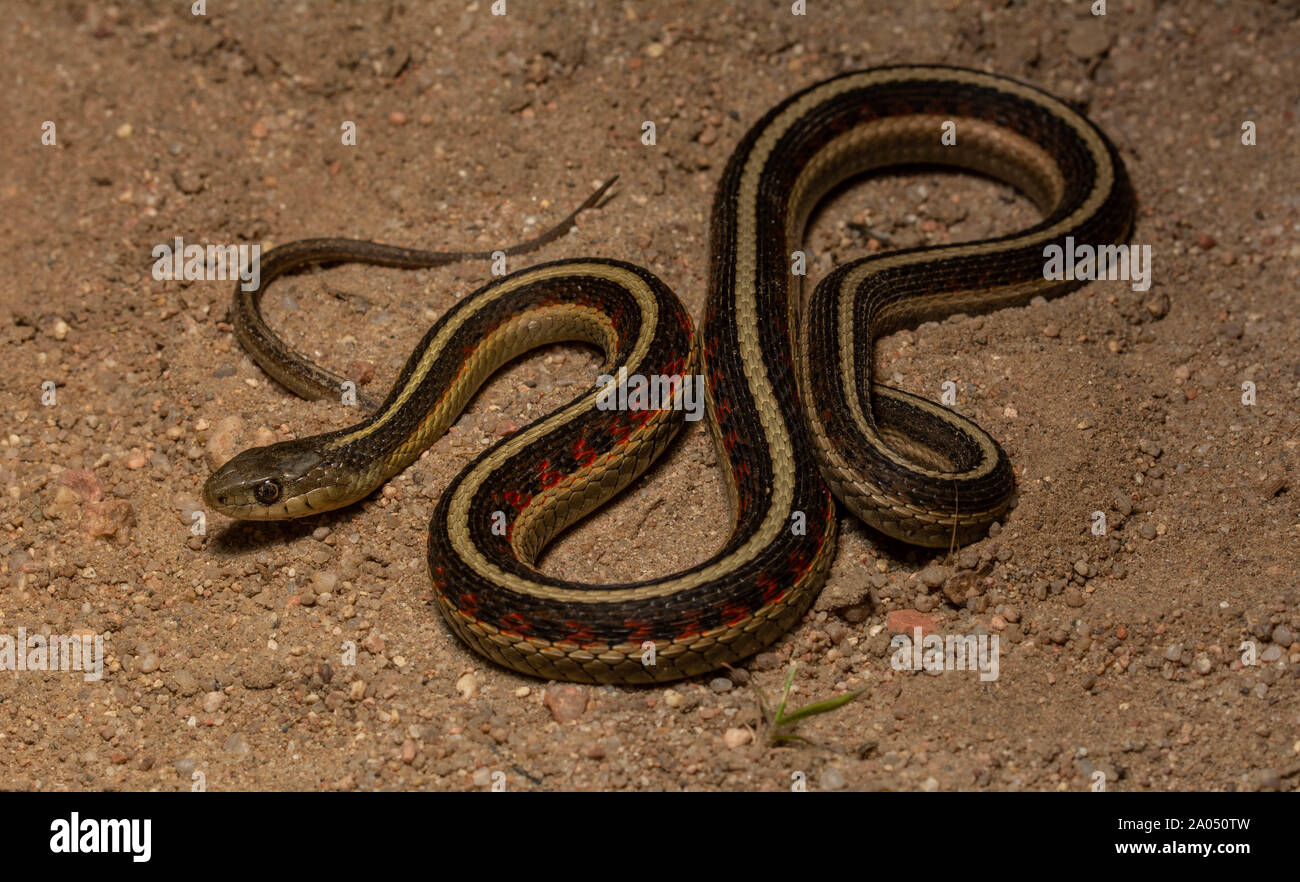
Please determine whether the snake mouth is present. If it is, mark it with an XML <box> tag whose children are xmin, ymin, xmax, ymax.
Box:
<box><xmin>202</xmin><ymin>489</ymin><xmax>317</xmax><ymax>520</ymax></box>
<box><xmin>201</xmin><ymin>474</ymin><xmax>272</xmax><ymax>520</ymax></box>
<box><xmin>203</xmin><ymin>468</ymin><xmax>354</xmax><ymax>521</ymax></box>
<box><xmin>201</xmin><ymin>465</ymin><xmax>297</xmax><ymax>520</ymax></box>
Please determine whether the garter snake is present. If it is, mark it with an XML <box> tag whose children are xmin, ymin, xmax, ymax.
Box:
<box><xmin>204</xmin><ymin>65</ymin><xmax>1134</xmax><ymax>684</ymax></box>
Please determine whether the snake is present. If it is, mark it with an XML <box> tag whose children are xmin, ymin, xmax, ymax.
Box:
<box><xmin>204</xmin><ymin>65</ymin><xmax>1134</xmax><ymax>684</ymax></box>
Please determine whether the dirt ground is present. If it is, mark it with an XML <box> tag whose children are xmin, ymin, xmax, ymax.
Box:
<box><xmin>1</xmin><ymin>0</ymin><xmax>1297</xmax><ymax>792</ymax></box>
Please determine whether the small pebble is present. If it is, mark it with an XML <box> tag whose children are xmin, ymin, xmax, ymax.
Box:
<box><xmin>820</xmin><ymin>767</ymin><xmax>846</xmax><ymax>790</ymax></box>
<box><xmin>918</xmin><ymin>565</ymin><xmax>950</xmax><ymax>589</ymax></box>
<box><xmin>1114</xmin><ymin>492</ymin><xmax>1132</xmax><ymax>516</ymax></box>
<box><xmin>455</xmin><ymin>672</ymin><xmax>479</xmax><ymax>699</ymax></box>
<box><xmin>172</xmin><ymin>168</ymin><xmax>204</xmax><ymax>194</ymax></box>
<box><xmin>222</xmin><ymin>733</ymin><xmax>250</xmax><ymax>757</ymax></box>
<box><xmin>311</xmin><ymin>570</ymin><xmax>338</xmax><ymax>593</ymax></box>
<box><xmin>543</xmin><ymin>685</ymin><xmax>586</xmax><ymax>722</ymax></box>
<box><xmin>723</xmin><ymin>728</ymin><xmax>752</xmax><ymax>748</ymax></box>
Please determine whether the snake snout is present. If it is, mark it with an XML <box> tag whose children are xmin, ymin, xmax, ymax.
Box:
<box><xmin>201</xmin><ymin>461</ymin><xmax>251</xmax><ymax>515</ymax></box>
<box><xmin>202</xmin><ymin>443</ymin><xmax>327</xmax><ymax>519</ymax></box>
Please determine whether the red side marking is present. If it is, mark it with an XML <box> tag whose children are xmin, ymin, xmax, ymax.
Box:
<box><xmin>562</xmin><ymin>622</ymin><xmax>598</xmax><ymax>646</ymax></box>
<box><xmin>758</xmin><ymin>572</ymin><xmax>785</xmax><ymax>604</ymax></box>
<box><xmin>499</xmin><ymin>611</ymin><xmax>532</xmax><ymax>637</ymax></box>
<box><xmin>788</xmin><ymin>546</ymin><xmax>812</xmax><ymax>578</ymax></box>
<box><xmin>674</xmin><ymin>612</ymin><xmax>703</xmax><ymax>641</ymax></box>
<box><xmin>610</xmin><ymin>414</ymin><xmax>633</xmax><ymax>444</ymax></box>
<box><xmin>537</xmin><ymin>458</ymin><xmax>563</xmax><ymax>489</ymax></box>
<box><xmin>714</xmin><ymin>396</ymin><xmax>732</xmax><ymax>421</ymax></box>
<box><xmin>623</xmin><ymin>620</ymin><xmax>655</xmax><ymax>643</ymax></box>
<box><xmin>503</xmin><ymin>489</ymin><xmax>532</xmax><ymax>512</ymax></box>
<box><xmin>718</xmin><ymin>601</ymin><xmax>752</xmax><ymax>627</ymax></box>
<box><xmin>571</xmin><ymin>437</ymin><xmax>598</xmax><ymax>468</ymax></box>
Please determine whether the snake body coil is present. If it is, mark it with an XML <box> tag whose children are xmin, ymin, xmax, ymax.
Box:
<box><xmin>205</xmin><ymin>66</ymin><xmax>1133</xmax><ymax>684</ymax></box>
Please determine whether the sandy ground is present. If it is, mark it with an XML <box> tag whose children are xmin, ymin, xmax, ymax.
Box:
<box><xmin>1</xmin><ymin>0</ymin><xmax>1297</xmax><ymax>792</ymax></box>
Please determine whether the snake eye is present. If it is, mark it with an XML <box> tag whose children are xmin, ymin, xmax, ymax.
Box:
<box><xmin>254</xmin><ymin>479</ymin><xmax>282</xmax><ymax>505</ymax></box>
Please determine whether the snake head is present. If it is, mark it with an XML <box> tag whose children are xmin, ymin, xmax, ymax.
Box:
<box><xmin>203</xmin><ymin>442</ymin><xmax>341</xmax><ymax>520</ymax></box>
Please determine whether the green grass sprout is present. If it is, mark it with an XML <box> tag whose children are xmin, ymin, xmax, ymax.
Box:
<box><xmin>753</xmin><ymin>663</ymin><xmax>865</xmax><ymax>747</ymax></box>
